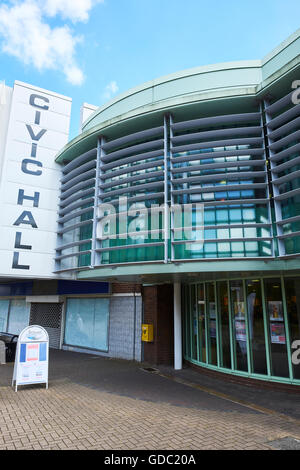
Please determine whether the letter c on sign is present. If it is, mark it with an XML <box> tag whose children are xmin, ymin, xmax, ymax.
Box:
<box><xmin>29</xmin><ymin>94</ymin><xmax>49</xmax><ymax>111</ymax></box>
<box><xmin>22</xmin><ymin>159</ymin><xmax>43</xmax><ymax>176</ymax></box>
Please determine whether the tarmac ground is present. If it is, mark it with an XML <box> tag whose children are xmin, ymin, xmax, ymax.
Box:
<box><xmin>0</xmin><ymin>349</ymin><xmax>299</xmax><ymax>450</ymax></box>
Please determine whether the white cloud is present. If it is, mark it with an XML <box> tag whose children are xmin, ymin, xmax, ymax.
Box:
<box><xmin>103</xmin><ymin>81</ymin><xmax>119</xmax><ymax>100</ymax></box>
<box><xmin>0</xmin><ymin>0</ymin><xmax>103</xmax><ymax>85</ymax></box>
<box><xmin>42</xmin><ymin>0</ymin><xmax>104</xmax><ymax>23</ymax></box>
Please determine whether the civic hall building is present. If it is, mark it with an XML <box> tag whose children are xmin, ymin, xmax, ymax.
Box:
<box><xmin>0</xmin><ymin>30</ymin><xmax>300</xmax><ymax>388</ymax></box>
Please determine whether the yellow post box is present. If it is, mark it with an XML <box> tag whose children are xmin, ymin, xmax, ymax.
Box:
<box><xmin>141</xmin><ymin>324</ymin><xmax>154</xmax><ymax>342</ymax></box>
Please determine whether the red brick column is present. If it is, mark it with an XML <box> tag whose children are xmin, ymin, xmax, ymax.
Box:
<box><xmin>112</xmin><ymin>283</ymin><xmax>141</xmax><ymax>294</ymax></box>
<box><xmin>142</xmin><ymin>284</ymin><xmax>174</xmax><ymax>365</ymax></box>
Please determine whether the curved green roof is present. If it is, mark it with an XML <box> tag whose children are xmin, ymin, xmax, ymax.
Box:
<box><xmin>55</xmin><ymin>29</ymin><xmax>300</xmax><ymax>164</ymax></box>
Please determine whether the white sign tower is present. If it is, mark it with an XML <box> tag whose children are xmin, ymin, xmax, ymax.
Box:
<box><xmin>0</xmin><ymin>81</ymin><xmax>71</xmax><ymax>278</ymax></box>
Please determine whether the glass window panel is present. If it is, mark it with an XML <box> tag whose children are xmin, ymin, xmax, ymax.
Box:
<box><xmin>231</xmin><ymin>242</ymin><xmax>244</xmax><ymax>252</ymax></box>
<box><xmin>93</xmin><ymin>299</ymin><xmax>110</xmax><ymax>351</ymax></box>
<box><xmin>244</xmin><ymin>227</ymin><xmax>257</xmax><ymax>237</ymax></box>
<box><xmin>206</xmin><ymin>283</ymin><xmax>217</xmax><ymax>366</ymax></box>
<box><xmin>246</xmin><ymin>280</ymin><xmax>267</xmax><ymax>375</ymax></box>
<box><xmin>217</xmin><ymin>229</ymin><xmax>229</xmax><ymax>239</ymax></box>
<box><xmin>197</xmin><ymin>284</ymin><xmax>205</xmax><ymax>362</ymax></box>
<box><xmin>230</xmin><ymin>281</ymin><xmax>248</xmax><ymax>372</ymax></box>
<box><xmin>245</xmin><ymin>242</ymin><xmax>258</xmax><ymax>251</ymax></box>
<box><xmin>218</xmin><ymin>243</ymin><xmax>230</xmax><ymax>253</ymax></box>
<box><xmin>261</xmin><ymin>228</ymin><xmax>270</xmax><ymax>238</ymax></box>
<box><xmin>205</xmin><ymin>210</ymin><xmax>215</xmax><ymax>223</ymax></box>
<box><xmin>264</xmin><ymin>279</ymin><xmax>289</xmax><ymax>378</ymax></box>
<box><xmin>64</xmin><ymin>298</ymin><xmax>109</xmax><ymax>351</ymax></box>
<box><xmin>216</xmin><ymin>192</ymin><xmax>227</xmax><ymax>200</ymax></box>
<box><xmin>204</xmin><ymin>243</ymin><xmax>217</xmax><ymax>254</ymax></box>
<box><xmin>243</xmin><ymin>209</ymin><xmax>256</xmax><ymax>221</ymax></box>
<box><xmin>0</xmin><ymin>300</ymin><xmax>9</xmax><ymax>332</ymax></box>
<box><xmin>183</xmin><ymin>285</ymin><xmax>190</xmax><ymax>358</ymax></box>
<box><xmin>190</xmin><ymin>285</ymin><xmax>198</xmax><ymax>361</ymax></box>
<box><xmin>7</xmin><ymin>299</ymin><xmax>30</xmax><ymax>335</ymax></box>
<box><xmin>284</xmin><ymin>278</ymin><xmax>300</xmax><ymax>380</ymax></box>
<box><xmin>205</xmin><ymin>230</ymin><xmax>216</xmax><ymax>239</ymax></box>
<box><xmin>231</xmin><ymin>228</ymin><xmax>243</xmax><ymax>238</ymax></box>
<box><xmin>230</xmin><ymin>209</ymin><xmax>242</xmax><ymax>222</ymax></box>
<box><xmin>241</xmin><ymin>190</ymin><xmax>254</xmax><ymax>198</ymax></box>
<box><xmin>216</xmin><ymin>210</ymin><xmax>228</xmax><ymax>223</ymax></box>
<box><xmin>217</xmin><ymin>281</ymin><xmax>231</xmax><ymax>369</ymax></box>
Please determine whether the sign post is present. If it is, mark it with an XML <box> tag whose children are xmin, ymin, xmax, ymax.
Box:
<box><xmin>12</xmin><ymin>325</ymin><xmax>49</xmax><ymax>392</ymax></box>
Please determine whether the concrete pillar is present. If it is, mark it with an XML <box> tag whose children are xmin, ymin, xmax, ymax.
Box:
<box><xmin>174</xmin><ymin>282</ymin><xmax>182</xmax><ymax>370</ymax></box>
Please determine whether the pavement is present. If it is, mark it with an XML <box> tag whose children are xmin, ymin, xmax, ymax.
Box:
<box><xmin>0</xmin><ymin>349</ymin><xmax>299</xmax><ymax>450</ymax></box>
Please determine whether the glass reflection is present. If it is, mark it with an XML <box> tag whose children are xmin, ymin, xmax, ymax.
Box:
<box><xmin>230</xmin><ymin>280</ymin><xmax>248</xmax><ymax>372</ymax></box>
<box><xmin>197</xmin><ymin>284</ymin><xmax>206</xmax><ymax>362</ymax></box>
<box><xmin>264</xmin><ymin>279</ymin><xmax>289</xmax><ymax>378</ymax></box>
<box><xmin>217</xmin><ymin>281</ymin><xmax>231</xmax><ymax>369</ymax></box>
<box><xmin>246</xmin><ymin>280</ymin><xmax>267</xmax><ymax>375</ymax></box>
<box><xmin>182</xmin><ymin>277</ymin><xmax>300</xmax><ymax>383</ymax></box>
<box><xmin>190</xmin><ymin>285</ymin><xmax>198</xmax><ymax>361</ymax></box>
<box><xmin>206</xmin><ymin>283</ymin><xmax>217</xmax><ymax>366</ymax></box>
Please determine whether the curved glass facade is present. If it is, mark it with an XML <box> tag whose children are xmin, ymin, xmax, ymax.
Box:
<box><xmin>182</xmin><ymin>276</ymin><xmax>300</xmax><ymax>384</ymax></box>
<box><xmin>55</xmin><ymin>86</ymin><xmax>300</xmax><ymax>271</ymax></box>
<box><xmin>54</xmin><ymin>45</ymin><xmax>300</xmax><ymax>385</ymax></box>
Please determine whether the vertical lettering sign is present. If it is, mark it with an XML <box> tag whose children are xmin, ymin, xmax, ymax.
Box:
<box><xmin>0</xmin><ymin>82</ymin><xmax>71</xmax><ymax>276</ymax></box>
<box><xmin>12</xmin><ymin>94</ymin><xmax>48</xmax><ymax>270</ymax></box>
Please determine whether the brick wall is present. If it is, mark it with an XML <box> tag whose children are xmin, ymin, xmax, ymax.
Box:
<box><xmin>143</xmin><ymin>284</ymin><xmax>174</xmax><ymax>366</ymax></box>
<box><xmin>112</xmin><ymin>283</ymin><xmax>141</xmax><ymax>294</ymax></box>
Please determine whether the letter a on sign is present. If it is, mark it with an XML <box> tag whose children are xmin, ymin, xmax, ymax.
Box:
<box><xmin>12</xmin><ymin>325</ymin><xmax>49</xmax><ymax>392</ymax></box>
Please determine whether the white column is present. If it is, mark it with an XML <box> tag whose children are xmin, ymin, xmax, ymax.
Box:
<box><xmin>174</xmin><ymin>282</ymin><xmax>182</xmax><ymax>370</ymax></box>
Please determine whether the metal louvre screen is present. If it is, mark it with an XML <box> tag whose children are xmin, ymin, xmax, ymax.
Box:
<box><xmin>30</xmin><ymin>303</ymin><xmax>63</xmax><ymax>349</ymax></box>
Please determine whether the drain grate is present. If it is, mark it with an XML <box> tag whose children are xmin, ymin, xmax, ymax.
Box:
<box><xmin>267</xmin><ymin>437</ymin><xmax>300</xmax><ymax>450</ymax></box>
<box><xmin>141</xmin><ymin>367</ymin><xmax>159</xmax><ymax>373</ymax></box>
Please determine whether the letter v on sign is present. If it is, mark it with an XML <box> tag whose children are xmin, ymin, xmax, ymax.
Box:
<box><xmin>26</xmin><ymin>124</ymin><xmax>46</xmax><ymax>141</ymax></box>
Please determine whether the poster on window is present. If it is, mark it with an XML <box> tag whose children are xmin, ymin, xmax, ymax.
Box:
<box><xmin>268</xmin><ymin>301</ymin><xmax>283</xmax><ymax>321</ymax></box>
<box><xmin>234</xmin><ymin>301</ymin><xmax>245</xmax><ymax>318</ymax></box>
<box><xmin>210</xmin><ymin>320</ymin><xmax>216</xmax><ymax>338</ymax></box>
<box><xmin>270</xmin><ymin>323</ymin><xmax>286</xmax><ymax>344</ymax></box>
<box><xmin>235</xmin><ymin>320</ymin><xmax>247</xmax><ymax>342</ymax></box>
<box><xmin>209</xmin><ymin>302</ymin><xmax>216</xmax><ymax>319</ymax></box>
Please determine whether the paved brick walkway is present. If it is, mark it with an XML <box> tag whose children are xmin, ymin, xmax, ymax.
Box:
<box><xmin>0</xmin><ymin>378</ymin><xmax>300</xmax><ymax>450</ymax></box>
<box><xmin>0</xmin><ymin>351</ymin><xmax>300</xmax><ymax>450</ymax></box>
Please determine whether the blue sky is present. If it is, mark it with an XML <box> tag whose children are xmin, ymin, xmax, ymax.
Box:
<box><xmin>0</xmin><ymin>0</ymin><xmax>300</xmax><ymax>140</ymax></box>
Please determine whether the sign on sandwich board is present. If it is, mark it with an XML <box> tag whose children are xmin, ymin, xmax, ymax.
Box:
<box><xmin>12</xmin><ymin>325</ymin><xmax>49</xmax><ymax>392</ymax></box>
